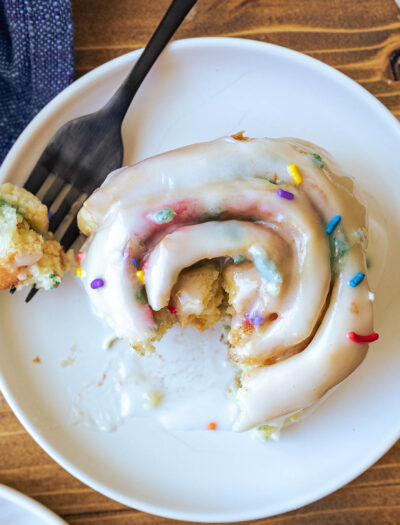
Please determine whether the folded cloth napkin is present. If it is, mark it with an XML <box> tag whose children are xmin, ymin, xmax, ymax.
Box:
<box><xmin>0</xmin><ymin>0</ymin><xmax>73</xmax><ymax>164</ymax></box>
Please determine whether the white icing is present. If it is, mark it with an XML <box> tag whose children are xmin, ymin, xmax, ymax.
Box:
<box><xmin>72</xmin><ymin>324</ymin><xmax>237</xmax><ymax>432</ymax></box>
<box><xmin>79</xmin><ymin>137</ymin><xmax>374</xmax><ymax>431</ymax></box>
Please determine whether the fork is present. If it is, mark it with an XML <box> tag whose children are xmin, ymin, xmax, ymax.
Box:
<box><xmin>21</xmin><ymin>0</ymin><xmax>197</xmax><ymax>302</ymax></box>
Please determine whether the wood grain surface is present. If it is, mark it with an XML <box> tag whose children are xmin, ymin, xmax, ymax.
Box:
<box><xmin>1</xmin><ymin>0</ymin><xmax>400</xmax><ymax>524</ymax></box>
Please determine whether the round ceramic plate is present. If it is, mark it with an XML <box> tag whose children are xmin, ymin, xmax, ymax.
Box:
<box><xmin>0</xmin><ymin>38</ymin><xmax>400</xmax><ymax>522</ymax></box>
<box><xmin>0</xmin><ymin>484</ymin><xmax>66</xmax><ymax>525</ymax></box>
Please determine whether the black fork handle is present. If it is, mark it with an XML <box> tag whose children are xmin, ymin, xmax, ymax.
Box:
<box><xmin>104</xmin><ymin>0</ymin><xmax>197</xmax><ymax>118</ymax></box>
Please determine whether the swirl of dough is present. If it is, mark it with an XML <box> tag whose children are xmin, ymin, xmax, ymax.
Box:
<box><xmin>77</xmin><ymin>136</ymin><xmax>376</xmax><ymax>431</ymax></box>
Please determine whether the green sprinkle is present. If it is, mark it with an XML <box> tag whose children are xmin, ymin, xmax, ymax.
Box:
<box><xmin>249</xmin><ymin>244</ymin><xmax>282</xmax><ymax>295</ymax></box>
<box><xmin>135</xmin><ymin>286</ymin><xmax>148</xmax><ymax>304</ymax></box>
<box><xmin>154</xmin><ymin>208</ymin><xmax>175</xmax><ymax>224</ymax></box>
<box><xmin>0</xmin><ymin>199</ymin><xmax>25</xmax><ymax>218</ymax></box>
<box><xmin>311</xmin><ymin>153</ymin><xmax>324</xmax><ymax>169</ymax></box>
<box><xmin>50</xmin><ymin>273</ymin><xmax>61</xmax><ymax>289</ymax></box>
<box><xmin>232</xmin><ymin>254</ymin><xmax>246</xmax><ymax>264</ymax></box>
<box><xmin>264</xmin><ymin>176</ymin><xmax>280</xmax><ymax>185</ymax></box>
<box><xmin>366</xmin><ymin>257</ymin><xmax>371</xmax><ymax>269</ymax></box>
<box><xmin>329</xmin><ymin>236</ymin><xmax>349</xmax><ymax>271</ymax></box>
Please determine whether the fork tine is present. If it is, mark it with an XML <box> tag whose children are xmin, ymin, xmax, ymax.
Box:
<box><xmin>40</xmin><ymin>176</ymin><xmax>65</xmax><ymax>209</ymax></box>
<box><xmin>25</xmin><ymin>285</ymin><xmax>38</xmax><ymax>303</ymax></box>
<box><xmin>23</xmin><ymin>152</ymin><xmax>54</xmax><ymax>194</ymax></box>
<box><xmin>49</xmin><ymin>186</ymin><xmax>81</xmax><ymax>233</ymax></box>
<box><xmin>59</xmin><ymin>219</ymin><xmax>80</xmax><ymax>251</ymax></box>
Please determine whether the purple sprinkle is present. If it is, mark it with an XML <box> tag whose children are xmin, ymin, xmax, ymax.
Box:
<box><xmin>91</xmin><ymin>278</ymin><xmax>104</xmax><ymax>289</ymax></box>
<box><xmin>47</xmin><ymin>211</ymin><xmax>53</xmax><ymax>220</ymax></box>
<box><xmin>247</xmin><ymin>312</ymin><xmax>263</xmax><ymax>328</ymax></box>
<box><xmin>131</xmin><ymin>257</ymin><xmax>138</xmax><ymax>267</ymax></box>
<box><xmin>277</xmin><ymin>188</ymin><xmax>294</xmax><ymax>200</ymax></box>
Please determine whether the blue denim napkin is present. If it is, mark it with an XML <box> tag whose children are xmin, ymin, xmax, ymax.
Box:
<box><xmin>0</xmin><ymin>0</ymin><xmax>74</xmax><ymax>163</ymax></box>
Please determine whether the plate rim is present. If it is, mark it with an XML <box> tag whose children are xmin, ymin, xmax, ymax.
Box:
<box><xmin>0</xmin><ymin>484</ymin><xmax>67</xmax><ymax>524</ymax></box>
<box><xmin>0</xmin><ymin>36</ymin><xmax>399</xmax><ymax>522</ymax></box>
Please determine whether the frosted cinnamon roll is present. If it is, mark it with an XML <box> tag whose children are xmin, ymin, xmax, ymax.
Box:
<box><xmin>77</xmin><ymin>135</ymin><xmax>378</xmax><ymax>431</ymax></box>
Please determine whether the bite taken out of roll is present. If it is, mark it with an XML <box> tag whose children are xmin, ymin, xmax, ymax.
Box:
<box><xmin>77</xmin><ymin>135</ymin><xmax>378</xmax><ymax>432</ymax></box>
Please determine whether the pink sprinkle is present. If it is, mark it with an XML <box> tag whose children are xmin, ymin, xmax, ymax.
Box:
<box><xmin>277</xmin><ymin>188</ymin><xmax>294</xmax><ymax>200</ymax></box>
<box><xmin>168</xmin><ymin>304</ymin><xmax>177</xmax><ymax>314</ymax></box>
<box><xmin>90</xmin><ymin>278</ymin><xmax>104</xmax><ymax>289</ymax></box>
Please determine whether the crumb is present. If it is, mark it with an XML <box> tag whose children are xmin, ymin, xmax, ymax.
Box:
<box><xmin>32</xmin><ymin>356</ymin><xmax>41</xmax><ymax>364</ymax></box>
<box><xmin>142</xmin><ymin>391</ymin><xmax>163</xmax><ymax>407</ymax></box>
<box><xmin>97</xmin><ymin>373</ymin><xmax>107</xmax><ymax>387</ymax></box>
<box><xmin>61</xmin><ymin>356</ymin><xmax>75</xmax><ymax>367</ymax></box>
<box><xmin>350</xmin><ymin>302</ymin><xmax>359</xmax><ymax>314</ymax></box>
<box><xmin>60</xmin><ymin>344</ymin><xmax>78</xmax><ymax>367</ymax></box>
<box><xmin>102</xmin><ymin>336</ymin><xmax>119</xmax><ymax>350</ymax></box>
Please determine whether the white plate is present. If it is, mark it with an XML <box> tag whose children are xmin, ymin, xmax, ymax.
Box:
<box><xmin>0</xmin><ymin>484</ymin><xmax>66</xmax><ymax>525</ymax></box>
<box><xmin>1</xmin><ymin>38</ymin><xmax>400</xmax><ymax>522</ymax></box>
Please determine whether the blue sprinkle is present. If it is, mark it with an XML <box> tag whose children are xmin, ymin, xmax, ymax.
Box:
<box><xmin>131</xmin><ymin>257</ymin><xmax>138</xmax><ymax>267</ymax></box>
<box><xmin>349</xmin><ymin>272</ymin><xmax>365</xmax><ymax>287</ymax></box>
<box><xmin>47</xmin><ymin>211</ymin><xmax>53</xmax><ymax>220</ymax></box>
<box><xmin>326</xmin><ymin>215</ymin><xmax>341</xmax><ymax>235</ymax></box>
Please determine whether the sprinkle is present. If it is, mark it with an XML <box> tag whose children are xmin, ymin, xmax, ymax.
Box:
<box><xmin>91</xmin><ymin>278</ymin><xmax>104</xmax><ymax>289</ymax></box>
<box><xmin>48</xmin><ymin>231</ymin><xmax>54</xmax><ymax>238</ymax></box>
<box><xmin>368</xmin><ymin>292</ymin><xmax>375</xmax><ymax>302</ymax></box>
<box><xmin>47</xmin><ymin>211</ymin><xmax>53</xmax><ymax>220</ymax></box>
<box><xmin>287</xmin><ymin>163</ymin><xmax>303</xmax><ymax>184</ymax></box>
<box><xmin>326</xmin><ymin>215</ymin><xmax>341</xmax><ymax>235</ymax></box>
<box><xmin>277</xmin><ymin>188</ymin><xmax>294</xmax><ymax>200</ymax></box>
<box><xmin>347</xmin><ymin>331</ymin><xmax>379</xmax><ymax>343</ymax></box>
<box><xmin>136</xmin><ymin>270</ymin><xmax>145</xmax><ymax>284</ymax></box>
<box><xmin>248</xmin><ymin>312</ymin><xmax>263</xmax><ymax>328</ymax></box>
<box><xmin>167</xmin><ymin>304</ymin><xmax>177</xmax><ymax>314</ymax></box>
<box><xmin>76</xmin><ymin>267</ymin><xmax>83</xmax><ymax>278</ymax></box>
<box><xmin>264</xmin><ymin>176</ymin><xmax>280</xmax><ymax>185</ymax></box>
<box><xmin>311</xmin><ymin>153</ymin><xmax>324</xmax><ymax>169</ymax></box>
<box><xmin>49</xmin><ymin>273</ymin><xmax>56</xmax><ymax>279</ymax></box>
<box><xmin>153</xmin><ymin>208</ymin><xmax>175</xmax><ymax>224</ymax></box>
<box><xmin>349</xmin><ymin>272</ymin><xmax>365</xmax><ymax>287</ymax></box>
<box><xmin>242</xmin><ymin>318</ymin><xmax>253</xmax><ymax>331</ymax></box>
<box><xmin>76</xmin><ymin>251</ymin><xmax>83</xmax><ymax>263</ymax></box>
<box><xmin>366</xmin><ymin>257</ymin><xmax>372</xmax><ymax>269</ymax></box>
<box><xmin>131</xmin><ymin>257</ymin><xmax>138</xmax><ymax>267</ymax></box>
<box><xmin>232</xmin><ymin>254</ymin><xmax>246</xmax><ymax>264</ymax></box>
<box><xmin>249</xmin><ymin>244</ymin><xmax>282</xmax><ymax>295</ymax></box>
<box><xmin>208</xmin><ymin>422</ymin><xmax>217</xmax><ymax>431</ymax></box>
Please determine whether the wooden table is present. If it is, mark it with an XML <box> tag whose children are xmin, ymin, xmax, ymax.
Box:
<box><xmin>1</xmin><ymin>1</ymin><xmax>400</xmax><ymax>523</ymax></box>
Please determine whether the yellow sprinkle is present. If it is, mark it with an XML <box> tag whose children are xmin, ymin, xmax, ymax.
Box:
<box><xmin>287</xmin><ymin>163</ymin><xmax>303</xmax><ymax>184</ymax></box>
<box><xmin>48</xmin><ymin>231</ymin><xmax>54</xmax><ymax>238</ymax></box>
<box><xmin>136</xmin><ymin>270</ymin><xmax>145</xmax><ymax>284</ymax></box>
<box><xmin>76</xmin><ymin>267</ymin><xmax>83</xmax><ymax>278</ymax></box>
